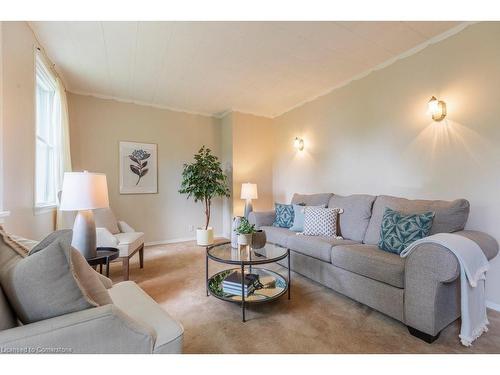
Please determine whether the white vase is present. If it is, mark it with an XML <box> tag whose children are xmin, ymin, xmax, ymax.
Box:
<box><xmin>231</xmin><ymin>216</ymin><xmax>243</xmax><ymax>248</ymax></box>
<box><xmin>196</xmin><ymin>227</ymin><xmax>214</xmax><ymax>246</ymax></box>
<box><xmin>237</xmin><ymin>233</ymin><xmax>253</xmax><ymax>247</ymax></box>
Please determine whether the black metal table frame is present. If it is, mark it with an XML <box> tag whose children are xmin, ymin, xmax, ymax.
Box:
<box><xmin>87</xmin><ymin>247</ymin><xmax>119</xmax><ymax>277</ymax></box>
<box><xmin>206</xmin><ymin>241</ymin><xmax>291</xmax><ymax>322</ymax></box>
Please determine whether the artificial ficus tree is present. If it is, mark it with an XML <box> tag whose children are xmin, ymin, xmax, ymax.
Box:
<box><xmin>179</xmin><ymin>146</ymin><xmax>230</xmax><ymax>230</ymax></box>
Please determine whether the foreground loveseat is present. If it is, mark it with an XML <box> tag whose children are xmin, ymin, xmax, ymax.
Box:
<box><xmin>0</xmin><ymin>229</ymin><xmax>183</xmax><ymax>354</ymax></box>
<box><xmin>249</xmin><ymin>193</ymin><xmax>499</xmax><ymax>342</ymax></box>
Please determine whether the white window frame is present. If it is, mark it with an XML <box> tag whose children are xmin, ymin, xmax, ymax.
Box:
<box><xmin>34</xmin><ymin>50</ymin><xmax>58</xmax><ymax>214</ymax></box>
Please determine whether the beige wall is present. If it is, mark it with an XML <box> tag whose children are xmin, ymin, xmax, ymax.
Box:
<box><xmin>217</xmin><ymin>111</ymin><xmax>275</xmax><ymax>236</ymax></box>
<box><xmin>231</xmin><ymin>111</ymin><xmax>275</xmax><ymax>217</ymax></box>
<box><xmin>272</xmin><ymin>22</ymin><xmax>500</xmax><ymax>306</ymax></box>
<box><xmin>1</xmin><ymin>21</ymin><xmax>55</xmax><ymax>239</ymax></box>
<box><xmin>68</xmin><ymin>93</ymin><xmax>224</xmax><ymax>243</ymax></box>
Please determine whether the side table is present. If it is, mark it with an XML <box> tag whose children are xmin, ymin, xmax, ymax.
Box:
<box><xmin>87</xmin><ymin>247</ymin><xmax>119</xmax><ymax>277</ymax></box>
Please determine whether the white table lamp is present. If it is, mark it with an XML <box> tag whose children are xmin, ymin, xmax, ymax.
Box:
<box><xmin>241</xmin><ymin>183</ymin><xmax>258</xmax><ymax>218</ymax></box>
<box><xmin>60</xmin><ymin>171</ymin><xmax>109</xmax><ymax>259</ymax></box>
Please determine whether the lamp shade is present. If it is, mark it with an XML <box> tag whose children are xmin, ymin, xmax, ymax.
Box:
<box><xmin>240</xmin><ymin>183</ymin><xmax>258</xmax><ymax>200</ymax></box>
<box><xmin>60</xmin><ymin>172</ymin><xmax>109</xmax><ymax>211</ymax></box>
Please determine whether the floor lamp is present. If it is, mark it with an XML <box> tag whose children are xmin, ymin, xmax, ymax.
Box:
<box><xmin>59</xmin><ymin>171</ymin><xmax>109</xmax><ymax>259</ymax></box>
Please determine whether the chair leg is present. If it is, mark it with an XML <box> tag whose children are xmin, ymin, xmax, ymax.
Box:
<box><xmin>122</xmin><ymin>257</ymin><xmax>130</xmax><ymax>281</ymax></box>
<box><xmin>139</xmin><ymin>245</ymin><xmax>144</xmax><ymax>269</ymax></box>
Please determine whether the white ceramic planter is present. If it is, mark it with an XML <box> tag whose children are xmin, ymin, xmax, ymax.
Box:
<box><xmin>196</xmin><ymin>227</ymin><xmax>214</xmax><ymax>246</ymax></box>
<box><xmin>237</xmin><ymin>233</ymin><xmax>253</xmax><ymax>247</ymax></box>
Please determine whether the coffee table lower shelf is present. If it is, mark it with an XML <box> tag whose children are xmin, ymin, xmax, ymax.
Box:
<box><xmin>207</xmin><ymin>268</ymin><xmax>289</xmax><ymax>321</ymax></box>
<box><xmin>206</xmin><ymin>243</ymin><xmax>291</xmax><ymax>322</ymax></box>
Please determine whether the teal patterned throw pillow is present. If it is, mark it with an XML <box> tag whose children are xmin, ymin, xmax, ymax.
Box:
<box><xmin>273</xmin><ymin>203</ymin><xmax>294</xmax><ymax>228</ymax></box>
<box><xmin>378</xmin><ymin>208</ymin><xmax>435</xmax><ymax>254</ymax></box>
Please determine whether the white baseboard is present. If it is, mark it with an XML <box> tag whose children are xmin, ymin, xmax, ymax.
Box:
<box><xmin>145</xmin><ymin>234</ymin><xmax>225</xmax><ymax>247</ymax></box>
<box><xmin>486</xmin><ymin>300</ymin><xmax>500</xmax><ymax>312</ymax></box>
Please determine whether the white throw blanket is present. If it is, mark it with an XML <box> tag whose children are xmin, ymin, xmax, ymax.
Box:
<box><xmin>400</xmin><ymin>233</ymin><xmax>489</xmax><ymax>346</ymax></box>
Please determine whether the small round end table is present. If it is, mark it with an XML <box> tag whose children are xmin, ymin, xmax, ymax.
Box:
<box><xmin>87</xmin><ymin>247</ymin><xmax>119</xmax><ymax>277</ymax></box>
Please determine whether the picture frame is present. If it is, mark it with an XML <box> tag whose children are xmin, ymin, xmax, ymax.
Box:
<box><xmin>119</xmin><ymin>141</ymin><xmax>158</xmax><ymax>194</ymax></box>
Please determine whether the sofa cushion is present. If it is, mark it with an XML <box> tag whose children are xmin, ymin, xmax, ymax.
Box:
<box><xmin>364</xmin><ymin>195</ymin><xmax>470</xmax><ymax>245</ymax></box>
<box><xmin>7</xmin><ymin>234</ymin><xmax>38</xmax><ymax>252</ymax></box>
<box><xmin>331</xmin><ymin>244</ymin><xmax>405</xmax><ymax>288</ymax></box>
<box><xmin>379</xmin><ymin>208</ymin><xmax>435</xmax><ymax>254</ymax></box>
<box><xmin>261</xmin><ymin>226</ymin><xmax>296</xmax><ymax>248</ymax></box>
<box><xmin>109</xmin><ymin>281</ymin><xmax>184</xmax><ymax>354</ymax></box>
<box><xmin>273</xmin><ymin>203</ymin><xmax>294</xmax><ymax>228</ymax></box>
<box><xmin>0</xmin><ymin>285</ymin><xmax>16</xmax><ymax>331</ymax></box>
<box><xmin>115</xmin><ymin>232</ymin><xmax>145</xmax><ymax>257</ymax></box>
<box><xmin>328</xmin><ymin>194</ymin><xmax>375</xmax><ymax>242</ymax></box>
<box><xmin>0</xmin><ymin>226</ymin><xmax>28</xmax><ymax>278</ymax></box>
<box><xmin>1</xmin><ymin>231</ymin><xmax>112</xmax><ymax>324</ymax></box>
<box><xmin>291</xmin><ymin>193</ymin><xmax>333</xmax><ymax>206</ymax></box>
<box><xmin>289</xmin><ymin>235</ymin><xmax>357</xmax><ymax>263</ymax></box>
<box><xmin>0</xmin><ymin>227</ymin><xmax>30</xmax><ymax>330</ymax></box>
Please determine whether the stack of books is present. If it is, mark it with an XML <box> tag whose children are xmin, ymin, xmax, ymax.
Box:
<box><xmin>222</xmin><ymin>272</ymin><xmax>260</xmax><ymax>297</ymax></box>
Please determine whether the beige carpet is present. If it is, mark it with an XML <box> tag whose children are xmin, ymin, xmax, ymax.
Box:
<box><xmin>108</xmin><ymin>240</ymin><xmax>500</xmax><ymax>353</ymax></box>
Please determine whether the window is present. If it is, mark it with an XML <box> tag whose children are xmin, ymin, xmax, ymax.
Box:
<box><xmin>35</xmin><ymin>53</ymin><xmax>58</xmax><ymax>208</ymax></box>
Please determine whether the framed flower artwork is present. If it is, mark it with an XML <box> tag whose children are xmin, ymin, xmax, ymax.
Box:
<box><xmin>119</xmin><ymin>141</ymin><xmax>158</xmax><ymax>194</ymax></box>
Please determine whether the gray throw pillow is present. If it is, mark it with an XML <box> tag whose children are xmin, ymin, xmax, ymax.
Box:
<box><xmin>1</xmin><ymin>232</ymin><xmax>112</xmax><ymax>324</ymax></box>
<box><xmin>29</xmin><ymin>229</ymin><xmax>73</xmax><ymax>255</ymax></box>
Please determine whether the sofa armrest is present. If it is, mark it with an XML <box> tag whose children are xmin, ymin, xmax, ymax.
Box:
<box><xmin>248</xmin><ymin>211</ymin><xmax>275</xmax><ymax>229</ymax></box>
<box><xmin>96</xmin><ymin>227</ymin><xmax>119</xmax><ymax>248</ymax></box>
<box><xmin>404</xmin><ymin>230</ymin><xmax>498</xmax><ymax>336</ymax></box>
<box><xmin>118</xmin><ymin>221</ymin><xmax>135</xmax><ymax>233</ymax></box>
<box><xmin>455</xmin><ymin>230</ymin><xmax>499</xmax><ymax>260</ymax></box>
<box><xmin>404</xmin><ymin>242</ymin><xmax>460</xmax><ymax>336</ymax></box>
<box><xmin>0</xmin><ymin>305</ymin><xmax>155</xmax><ymax>353</ymax></box>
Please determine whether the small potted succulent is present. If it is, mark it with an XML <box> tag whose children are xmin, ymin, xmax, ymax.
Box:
<box><xmin>235</xmin><ymin>217</ymin><xmax>256</xmax><ymax>247</ymax></box>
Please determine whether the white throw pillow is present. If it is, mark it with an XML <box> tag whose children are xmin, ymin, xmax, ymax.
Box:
<box><xmin>94</xmin><ymin>208</ymin><xmax>120</xmax><ymax>234</ymax></box>
<box><xmin>303</xmin><ymin>207</ymin><xmax>344</xmax><ymax>237</ymax></box>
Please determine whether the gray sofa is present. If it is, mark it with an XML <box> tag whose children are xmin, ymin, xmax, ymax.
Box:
<box><xmin>249</xmin><ymin>193</ymin><xmax>499</xmax><ymax>343</ymax></box>
<box><xmin>0</xmin><ymin>233</ymin><xmax>183</xmax><ymax>354</ymax></box>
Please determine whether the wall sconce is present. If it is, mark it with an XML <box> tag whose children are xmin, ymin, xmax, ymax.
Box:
<box><xmin>293</xmin><ymin>137</ymin><xmax>304</xmax><ymax>151</ymax></box>
<box><xmin>427</xmin><ymin>96</ymin><xmax>447</xmax><ymax>122</ymax></box>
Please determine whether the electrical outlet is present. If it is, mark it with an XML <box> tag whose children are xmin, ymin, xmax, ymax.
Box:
<box><xmin>188</xmin><ymin>225</ymin><xmax>194</xmax><ymax>232</ymax></box>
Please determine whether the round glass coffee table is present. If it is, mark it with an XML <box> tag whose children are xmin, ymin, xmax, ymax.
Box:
<box><xmin>206</xmin><ymin>242</ymin><xmax>290</xmax><ymax>322</ymax></box>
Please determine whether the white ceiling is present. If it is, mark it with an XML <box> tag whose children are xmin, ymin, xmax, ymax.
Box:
<box><xmin>30</xmin><ymin>21</ymin><xmax>464</xmax><ymax>118</ymax></box>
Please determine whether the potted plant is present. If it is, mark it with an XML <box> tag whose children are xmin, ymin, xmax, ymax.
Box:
<box><xmin>234</xmin><ymin>217</ymin><xmax>256</xmax><ymax>247</ymax></box>
<box><xmin>179</xmin><ymin>146</ymin><xmax>230</xmax><ymax>246</ymax></box>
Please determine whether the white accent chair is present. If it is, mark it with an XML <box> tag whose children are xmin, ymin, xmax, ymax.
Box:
<box><xmin>94</xmin><ymin>208</ymin><xmax>145</xmax><ymax>280</ymax></box>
